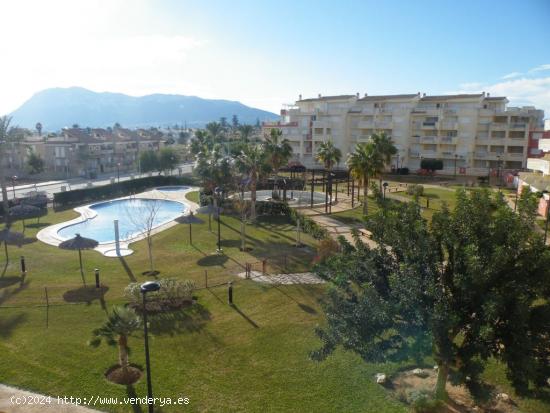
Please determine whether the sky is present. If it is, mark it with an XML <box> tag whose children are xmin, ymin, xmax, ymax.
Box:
<box><xmin>1</xmin><ymin>0</ymin><xmax>549</xmax><ymax>117</ymax></box>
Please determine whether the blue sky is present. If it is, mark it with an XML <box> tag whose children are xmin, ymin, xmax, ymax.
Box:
<box><xmin>1</xmin><ymin>0</ymin><xmax>549</xmax><ymax>116</ymax></box>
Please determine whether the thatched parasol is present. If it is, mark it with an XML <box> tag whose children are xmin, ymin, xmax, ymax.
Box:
<box><xmin>175</xmin><ymin>212</ymin><xmax>204</xmax><ymax>244</ymax></box>
<box><xmin>0</xmin><ymin>228</ymin><xmax>24</xmax><ymax>261</ymax></box>
<box><xmin>59</xmin><ymin>234</ymin><xmax>99</xmax><ymax>285</ymax></box>
<box><xmin>8</xmin><ymin>204</ymin><xmax>45</xmax><ymax>228</ymax></box>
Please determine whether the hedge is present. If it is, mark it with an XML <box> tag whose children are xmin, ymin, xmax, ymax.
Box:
<box><xmin>53</xmin><ymin>175</ymin><xmax>197</xmax><ymax>210</ymax></box>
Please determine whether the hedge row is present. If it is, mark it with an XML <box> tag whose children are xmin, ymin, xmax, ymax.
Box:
<box><xmin>53</xmin><ymin>175</ymin><xmax>197</xmax><ymax>209</ymax></box>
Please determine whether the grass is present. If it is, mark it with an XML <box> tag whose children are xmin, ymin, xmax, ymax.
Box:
<box><xmin>185</xmin><ymin>190</ymin><xmax>200</xmax><ymax>204</ymax></box>
<box><xmin>0</xmin><ymin>193</ymin><xmax>548</xmax><ymax>412</ymax></box>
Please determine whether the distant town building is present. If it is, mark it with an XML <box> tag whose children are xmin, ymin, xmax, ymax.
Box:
<box><xmin>263</xmin><ymin>92</ymin><xmax>545</xmax><ymax>175</ymax></box>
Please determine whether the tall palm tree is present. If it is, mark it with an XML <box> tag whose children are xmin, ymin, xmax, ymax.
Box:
<box><xmin>205</xmin><ymin>122</ymin><xmax>225</xmax><ymax>143</ymax></box>
<box><xmin>263</xmin><ymin>128</ymin><xmax>293</xmax><ymax>196</ymax></box>
<box><xmin>35</xmin><ymin>122</ymin><xmax>42</xmax><ymax>137</ymax></box>
<box><xmin>0</xmin><ymin>116</ymin><xmax>12</xmax><ymax>222</ymax></box>
<box><xmin>347</xmin><ymin>142</ymin><xmax>383</xmax><ymax>215</ymax></box>
<box><xmin>236</xmin><ymin>143</ymin><xmax>266</xmax><ymax>221</ymax></box>
<box><xmin>89</xmin><ymin>306</ymin><xmax>141</xmax><ymax>377</ymax></box>
<box><xmin>371</xmin><ymin>132</ymin><xmax>397</xmax><ymax>189</ymax></box>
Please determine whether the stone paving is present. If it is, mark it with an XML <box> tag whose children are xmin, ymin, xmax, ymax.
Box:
<box><xmin>237</xmin><ymin>270</ymin><xmax>325</xmax><ymax>285</ymax></box>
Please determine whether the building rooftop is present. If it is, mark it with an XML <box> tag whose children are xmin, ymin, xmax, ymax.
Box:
<box><xmin>419</xmin><ymin>93</ymin><xmax>484</xmax><ymax>101</ymax></box>
<box><xmin>297</xmin><ymin>94</ymin><xmax>356</xmax><ymax>102</ymax></box>
<box><xmin>358</xmin><ymin>94</ymin><xmax>419</xmax><ymax>102</ymax></box>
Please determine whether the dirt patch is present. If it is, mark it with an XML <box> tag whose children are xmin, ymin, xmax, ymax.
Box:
<box><xmin>391</xmin><ymin>368</ymin><xmax>519</xmax><ymax>413</ymax></box>
<box><xmin>105</xmin><ymin>364</ymin><xmax>142</xmax><ymax>385</ymax></box>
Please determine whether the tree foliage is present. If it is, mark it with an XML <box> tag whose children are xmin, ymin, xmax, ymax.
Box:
<box><xmin>139</xmin><ymin>150</ymin><xmax>160</xmax><ymax>173</ymax></box>
<box><xmin>26</xmin><ymin>149</ymin><xmax>45</xmax><ymax>174</ymax></box>
<box><xmin>159</xmin><ymin>147</ymin><xmax>180</xmax><ymax>173</ymax></box>
<box><xmin>312</xmin><ymin>189</ymin><xmax>550</xmax><ymax>400</ymax></box>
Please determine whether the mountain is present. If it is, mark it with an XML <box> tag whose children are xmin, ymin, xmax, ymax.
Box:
<box><xmin>10</xmin><ymin>87</ymin><xmax>278</xmax><ymax>131</ymax></box>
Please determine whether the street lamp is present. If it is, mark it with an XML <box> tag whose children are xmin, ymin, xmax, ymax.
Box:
<box><xmin>116</xmin><ymin>162</ymin><xmax>121</xmax><ymax>183</ymax></box>
<box><xmin>11</xmin><ymin>176</ymin><xmax>17</xmax><ymax>199</ymax></box>
<box><xmin>214</xmin><ymin>187</ymin><xmax>223</xmax><ymax>253</ymax></box>
<box><xmin>140</xmin><ymin>281</ymin><xmax>161</xmax><ymax>413</ymax></box>
<box><xmin>382</xmin><ymin>182</ymin><xmax>388</xmax><ymax>200</ymax></box>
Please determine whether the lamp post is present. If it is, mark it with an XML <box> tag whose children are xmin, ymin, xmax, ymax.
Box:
<box><xmin>116</xmin><ymin>162</ymin><xmax>121</xmax><ymax>183</ymax></box>
<box><xmin>140</xmin><ymin>281</ymin><xmax>161</xmax><ymax>413</ymax></box>
<box><xmin>454</xmin><ymin>154</ymin><xmax>458</xmax><ymax>178</ymax></box>
<box><xmin>11</xmin><ymin>176</ymin><xmax>17</xmax><ymax>199</ymax></box>
<box><xmin>382</xmin><ymin>182</ymin><xmax>388</xmax><ymax>200</ymax></box>
<box><xmin>215</xmin><ymin>187</ymin><xmax>222</xmax><ymax>253</ymax></box>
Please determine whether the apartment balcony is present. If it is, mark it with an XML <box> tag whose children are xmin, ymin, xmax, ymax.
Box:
<box><xmin>439</xmin><ymin>121</ymin><xmax>458</xmax><ymax>130</ymax></box>
<box><xmin>374</xmin><ymin>121</ymin><xmax>393</xmax><ymax>129</ymax></box>
<box><xmin>475</xmin><ymin>151</ymin><xmax>488</xmax><ymax>158</ymax></box>
<box><xmin>440</xmin><ymin>136</ymin><xmax>457</xmax><ymax>144</ymax></box>
<box><xmin>421</xmin><ymin>122</ymin><xmax>439</xmax><ymax>130</ymax></box>
<box><xmin>509</xmin><ymin>123</ymin><xmax>527</xmax><ymax>130</ymax></box>
<box><xmin>507</xmin><ymin>152</ymin><xmax>524</xmax><ymax>158</ymax></box>
<box><xmin>421</xmin><ymin>136</ymin><xmax>437</xmax><ymax>143</ymax></box>
<box><xmin>312</xmin><ymin>120</ymin><xmax>328</xmax><ymax>129</ymax></box>
<box><xmin>490</xmin><ymin>123</ymin><xmax>508</xmax><ymax>130</ymax></box>
<box><xmin>439</xmin><ymin>151</ymin><xmax>459</xmax><ymax>158</ymax></box>
<box><xmin>358</xmin><ymin>120</ymin><xmax>374</xmax><ymax>128</ymax></box>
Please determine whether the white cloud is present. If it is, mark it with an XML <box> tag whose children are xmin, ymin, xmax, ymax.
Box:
<box><xmin>529</xmin><ymin>64</ymin><xmax>550</xmax><ymax>73</ymax></box>
<box><xmin>501</xmin><ymin>72</ymin><xmax>522</xmax><ymax>79</ymax></box>
<box><xmin>456</xmin><ymin>76</ymin><xmax>550</xmax><ymax>117</ymax></box>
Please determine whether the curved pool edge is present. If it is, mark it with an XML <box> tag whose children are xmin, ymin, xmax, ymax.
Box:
<box><xmin>37</xmin><ymin>186</ymin><xmax>201</xmax><ymax>257</ymax></box>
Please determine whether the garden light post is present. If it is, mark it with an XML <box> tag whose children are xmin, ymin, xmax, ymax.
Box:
<box><xmin>140</xmin><ymin>281</ymin><xmax>161</xmax><ymax>413</ymax></box>
<box><xmin>514</xmin><ymin>187</ymin><xmax>519</xmax><ymax>212</ymax></box>
<box><xmin>215</xmin><ymin>187</ymin><xmax>222</xmax><ymax>253</ymax></box>
<box><xmin>383</xmin><ymin>182</ymin><xmax>388</xmax><ymax>200</ymax></box>
<box><xmin>496</xmin><ymin>155</ymin><xmax>501</xmax><ymax>190</ymax></box>
<box><xmin>117</xmin><ymin>162</ymin><xmax>121</xmax><ymax>183</ymax></box>
<box><xmin>454</xmin><ymin>154</ymin><xmax>458</xmax><ymax>178</ymax></box>
<box><xmin>11</xmin><ymin>176</ymin><xmax>17</xmax><ymax>199</ymax></box>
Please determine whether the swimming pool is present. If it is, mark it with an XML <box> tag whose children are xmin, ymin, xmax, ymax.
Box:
<box><xmin>57</xmin><ymin>198</ymin><xmax>187</xmax><ymax>243</ymax></box>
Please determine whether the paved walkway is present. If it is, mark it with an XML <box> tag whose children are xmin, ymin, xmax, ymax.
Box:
<box><xmin>0</xmin><ymin>384</ymin><xmax>102</xmax><ymax>412</ymax></box>
<box><xmin>237</xmin><ymin>271</ymin><xmax>325</xmax><ymax>284</ymax></box>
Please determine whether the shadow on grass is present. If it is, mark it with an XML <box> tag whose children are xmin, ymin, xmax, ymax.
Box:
<box><xmin>197</xmin><ymin>253</ymin><xmax>228</xmax><ymax>267</ymax></box>
<box><xmin>118</xmin><ymin>257</ymin><xmax>136</xmax><ymax>282</ymax></box>
<box><xmin>141</xmin><ymin>270</ymin><xmax>160</xmax><ymax>277</ymax></box>
<box><xmin>63</xmin><ymin>285</ymin><xmax>109</xmax><ymax>305</ymax></box>
<box><xmin>298</xmin><ymin>303</ymin><xmax>317</xmax><ymax>314</ymax></box>
<box><xmin>0</xmin><ymin>276</ymin><xmax>23</xmax><ymax>289</ymax></box>
<box><xmin>149</xmin><ymin>303</ymin><xmax>211</xmax><ymax>336</ymax></box>
<box><xmin>0</xmin><ymin>312</ymin><xmax>28</xmax><ymax>338</ymax></box>
<box><xmin>231</xmin><ymin>304</ymin><xmax>259</xmax><ymax>329</ymax></box>
<box><xmin>125</xmin><ymin>385</ymin><xmax>143</xmax><ymax>413</ymax></box>
<box><xmin>0</xmin><ymin>280</ymin><xmax>29</xmax><ymax>306</ymax></box>
<box><xmin>25</xmin><ymin>222</ymin><xmax>51</xmax><ymax>229</ymax></box>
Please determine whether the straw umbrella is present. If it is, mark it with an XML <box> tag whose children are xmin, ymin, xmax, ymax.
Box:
<box><xmin>0</xmin><ymin>227</ymin><xmax>24</xmax><ymax>262</ymax></box>
<box><xmin>8</xmin><ymin>204</ymin><xmax>44</xmax><ymax>229</ymax></box>
<box><xmin>58</xmin><ymin>234</ymin><xmax>99</xmax><ymax>285</ymax></box>
<box><xmin>175</xmin><ymin>212</ymin><xmax>203</xmax><ymax>245</ymax></box>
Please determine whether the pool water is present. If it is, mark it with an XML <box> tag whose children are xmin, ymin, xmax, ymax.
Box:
<box><xmin>156</xmin><ymin>186</ymin><xmax>189</xmax><ymax>192</ymax></box>
<box><xmin>57</xmin><ymin>198</ymin><xmax>187</xmax><ymax>243</ymax></box>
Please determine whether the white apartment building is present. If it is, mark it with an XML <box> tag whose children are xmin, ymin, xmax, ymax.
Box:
<box><xmin>262</xmin><ymin>93</ymin><xmax>545</xmax><ymax>175</ymax></box>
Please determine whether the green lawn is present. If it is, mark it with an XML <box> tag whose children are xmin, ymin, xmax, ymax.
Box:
<box><xmin>185</xmin><ymin>190</ymin><xmax>200</xmax><ymax>204</ymax></box>
<box><xmin>0</xmin><ymin>196</ymin><xmax>548</xmax><ymax>412</ymax></box>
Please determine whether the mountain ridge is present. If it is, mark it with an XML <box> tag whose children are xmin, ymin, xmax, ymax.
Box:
<box><xmin>10</xmin><ymin>87</ymin><xmax>278</xmax><ymax>131</ymax></box>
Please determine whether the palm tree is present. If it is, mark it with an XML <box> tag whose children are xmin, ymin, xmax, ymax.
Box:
<box><xmin>263</xmin><ymin>128</ymin><xmax>293</xmax><ymax>197</ymax></box>
<box><xmin>89</xmin><ymin>306</ymin><xmax>141</xmax><ymax>377</ymax></box>
<box><xmin>347</xmin><ymin>142</ymin><xmax>383</xmax><ymax>215</ymax></box>
<box><xmin>35</xmin><ymin>122</ymin><xmax>42</xmax><ymax>137</ymax></box>
<box><xmin>0</xmin><ymin>116</ymin><xmax>12</xmax><ymax>222</ymax></box>
<box><xmin>236</xmin><ymin>143</ymin><xmax>266</xmax><ymax>221</ymax></box>
<box><xmin>205</xmin><ymin>122</ymin><xmax>224</xmax><ymax>143</ymax></box>
<box><xmin>316</xmin><ymin>140</ymin><xmax>342</xmax><ymax>171</ymax></box>
<box><xmin>238</xmin><ymin>124</ymin><xmax>254</xmax><ymax>142</ymax></box>
<box><xmin>371</xmin><ymin>132</ymin><xmax>397</xmax><ymax>189</ymax></box>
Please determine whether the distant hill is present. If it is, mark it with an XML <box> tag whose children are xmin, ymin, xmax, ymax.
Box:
<box><xmin>10</xmin><ymin>87</ymin><xmax>278</xmax><ymax>131</ymax></box>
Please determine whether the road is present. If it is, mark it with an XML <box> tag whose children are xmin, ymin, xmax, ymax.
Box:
<box><xmin>5</xmin><ymin>163</ymin><xmax>194</xmax><ymax>200</ymax></box>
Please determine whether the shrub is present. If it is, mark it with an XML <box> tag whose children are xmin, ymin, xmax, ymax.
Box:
<box><xmin>406</xmin><ymin>184</ymin><xmax>424</xmax><ymax>197</ymax></box>
<box><xmin>315</xmin><ymin>237</ymin><xmax>340</xmax><ymax>263</ymax></box>
<box><xmin>125</xmin><ymin>278</ymin><xmax>195</xmax><ymax>313</ymax></box>
<box><xmin>53</xmin><ymin>175</ymin><xmax>197</xmax><ymax>209</ymax></box>
<box><xmin>420</xmin><ymin>159</ymin><xmax>443</xmax><ymax>172</ymax></box>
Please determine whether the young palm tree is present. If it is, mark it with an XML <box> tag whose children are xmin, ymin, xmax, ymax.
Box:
<box><xmin>0</xmin><ymin>116</ymin><xmax>12</xmax><ymax>222</ymax></box>
<box><xmin>371</xmin><ymin>132</ymin><xmax>397</xmax><ymax>189</ymax></box>
<box><xmin>316</xmin><ymin>140</ymin><xmax>342</xmax><ymax>171</ymax></box>
<box><xmin>263</xmin><ymin>128</ymin><xmax>292</xmax><ymax>186</ymax></box>
<box><xmin>89</xmin><ymin>306</ymin><xmax>141</xmax><ymax>377</ymax></box>
<box><xmin>347</xmin><ymin>142</ymin><xmax>383</xmax><ymax>215</ymax></box>
<box><xmin>236</xmin><ymin>143</ymin><xmax>266</xmax><ymax>221</ymax></box>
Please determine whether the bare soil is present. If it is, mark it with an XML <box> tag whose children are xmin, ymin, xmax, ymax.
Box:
<box><xmin>391</xmin><ymin>369</ymin><xmax>519</xmax><ymax>413</ymax></box>
<box><xmin>105</xmin><ymin>365</ymin><xmax>142</xmax><ymax>385</ymax></box>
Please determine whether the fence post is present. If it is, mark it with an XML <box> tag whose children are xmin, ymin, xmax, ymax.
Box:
<box><xmin>44</xmin><ymin>287</ymin><xmax>49</xmax><ymax>329</ymax></box>
<box><xmin>262</xmin><ymin>259</ymin><xmax>267</xmax><ymax>276</ymax></box>
<box><xmin>283</xmin><ymin>254</ymin><xmax>287</xmax><ymax>273</ymax></box>
<box><xmin>20</xmin><ymin>256</ymin><xmax>26</xmax><ymax>274</ymax></box>
<box><xmin>204</xmin><ymin>270</ymin><xmax>208</xmax><ymax>288</ymax></box>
